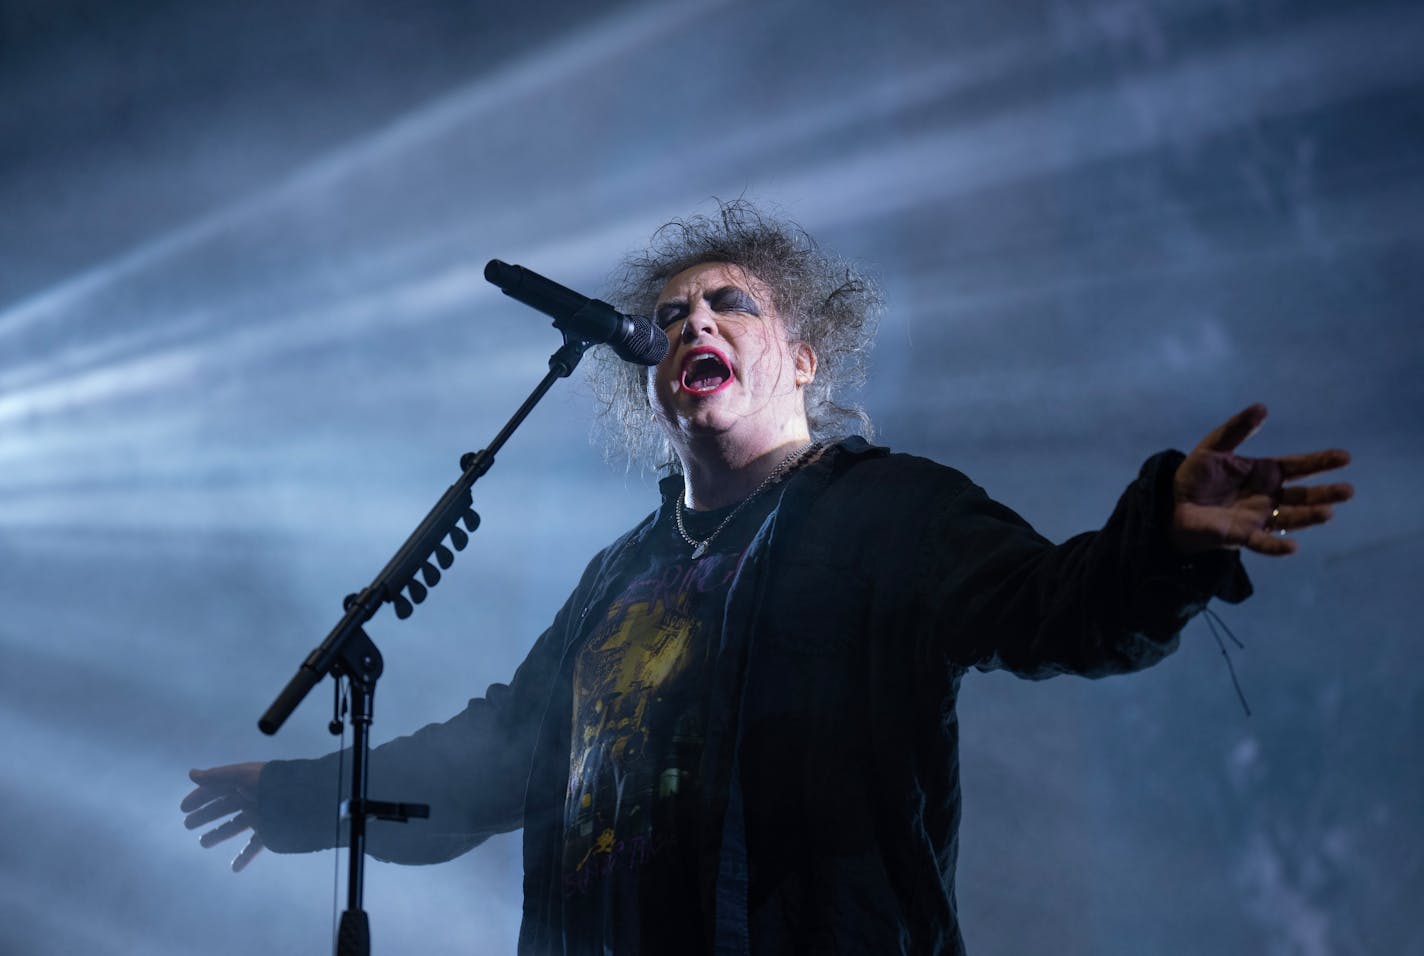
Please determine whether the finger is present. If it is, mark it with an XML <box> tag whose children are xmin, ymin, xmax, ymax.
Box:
<box><xmin>189</xmin><ymin>766</ymin><xmax>249</xmax><ymax>786</ymax></box>
<box><xmin>1275</xmin><ymin>449</ymin><xmax>1352</xmax><ymax>480</ymax></box>
<box><xmin>180</xmin><ymin>785</ymin><xmax>216</xmax><ymax>813</ymax></box>
<box><xmin>185</xmin><ymin>794</ymin><xmax>243</xmax><ymax>830</ymax></box>
<box><xmin>189</xmin><ymin>767</ymin><xmax>220</xmax><ymax>785</ymax></box>
<box><xmin>200</xmin><ymin>811</ymin><xmax>254</xmax><ymax>848</ymax></box>
<box><xmin>232</xmin><ymin>832</ymin><xmax>265</xmax><ymax>873</ymax></box>
<box><xmin>1270</xmin><ymin>504</ymin><xmax>1336</xmax><ymax>533</ymax></box>
<box><xmin>1243</xmin><ymin>528</ymin><xmax>1300</xmax><ymax>557</ymax></box>
<box><xmin>1278</xmin><ymin>482</ymin><xmax>1354</xmax><ymax>507</ymax></box>
<box><xmin>1198</xmin><ymin>404</ymin><xmax>1268</xmax><ymax>453</ymax></box>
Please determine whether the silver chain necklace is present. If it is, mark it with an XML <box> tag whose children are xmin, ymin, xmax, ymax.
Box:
<box><xmin>674</xmin><ymin>441</ymin><xmax>822</xmax><ymax>559</ymax></box>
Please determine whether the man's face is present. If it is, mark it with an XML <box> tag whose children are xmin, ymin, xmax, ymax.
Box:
<box><xmin>648</xmin><ymin>262</ymin><xmax>815</xmax><ymax>452</ymax></box>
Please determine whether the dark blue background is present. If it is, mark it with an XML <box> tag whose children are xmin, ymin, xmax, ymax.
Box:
<box><xmin>1</xmin><ymin>1</ymin><xmax>1419</xmax><ymax>952</ymax></box>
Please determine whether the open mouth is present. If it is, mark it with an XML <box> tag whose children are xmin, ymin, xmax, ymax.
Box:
<box><xmin>680</xmin><ymin>347</ymin><xmax>734</xmax><ymax>395</ymax></box>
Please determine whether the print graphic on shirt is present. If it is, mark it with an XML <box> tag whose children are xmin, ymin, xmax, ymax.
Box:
<box><xmin>563</xmin><ymin>549</ymin><xmax>739</xmax><ymax>897</ymax></box>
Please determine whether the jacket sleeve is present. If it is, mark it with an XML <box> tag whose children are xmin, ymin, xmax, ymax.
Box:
<box><xmin>922</xmin><ymin>450</ymin><xmax>1251</xmax><ymax>679</ymax></box>
<box><xmin>254</xmin><ymin>563</ymin><xmax>594</xmax><ymax>865</ymax></box>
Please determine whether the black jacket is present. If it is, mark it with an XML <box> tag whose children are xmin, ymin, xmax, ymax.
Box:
<box><xmin>259</xmin><ymin>438</ymin><xmax>1249</xmax><ymax>954</ymax></box>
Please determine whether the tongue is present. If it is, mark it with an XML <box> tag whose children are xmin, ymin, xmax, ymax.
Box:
<box><xmin>687</xmin><ymin>372</ymin><xmax>727</xmax><ymax>391</ymax></box>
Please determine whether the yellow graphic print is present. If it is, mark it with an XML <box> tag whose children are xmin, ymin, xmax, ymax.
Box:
<box><xmin>563</xmin><ymin>592</ymin><xmax>708</xmax><ymax>895</ymax></box>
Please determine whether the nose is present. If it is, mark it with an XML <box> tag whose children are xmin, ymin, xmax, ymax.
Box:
<box><xmin>680</xmin><ymin>302</ymin><xmax>718</xmax><ymax>342</ymax></box>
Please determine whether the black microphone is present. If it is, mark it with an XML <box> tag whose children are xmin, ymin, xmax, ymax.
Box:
<box><xmin>484</xmin><ymin>260</ymin><xmax>669</xmax><ymax>366</ymax></box>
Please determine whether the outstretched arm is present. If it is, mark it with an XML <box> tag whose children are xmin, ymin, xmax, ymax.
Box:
<box><xmin>180</xmin><ymin>671</ymin><xmax>551</xmax><ymax>870</ymax></box>
<box><xmin>177</xmin><ymin>533</ymin><xmax>633</xmax><ymax>873</ymax></box>
<box><xmin>924</xmin><ymin>403</ymin><xmax>1351</xmax><ymax>678</ymax></box>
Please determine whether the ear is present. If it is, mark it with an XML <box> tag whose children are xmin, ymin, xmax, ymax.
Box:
<box><xmin>793</xmin><ymin>342</ymin><xmax>817</xmax><ymax>387</ymax></box>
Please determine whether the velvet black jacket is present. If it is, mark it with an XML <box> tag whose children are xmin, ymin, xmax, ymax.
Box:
<box><xmin>259</xmin><ymin>438</ymin><xmax>1249</xmax><ymax>954</ymax></box>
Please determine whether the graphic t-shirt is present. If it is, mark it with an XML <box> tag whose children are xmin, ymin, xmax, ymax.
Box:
<box><xmin>560</xmin><ymin>493</ymin><xmax>776</xmax><ymax>954</ymax></box>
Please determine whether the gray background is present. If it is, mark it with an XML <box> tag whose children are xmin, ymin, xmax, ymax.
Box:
<box><xmin>1</xmin><ymin>1</ymin><xmax>1419</xmax><ymax>953</ymax></box>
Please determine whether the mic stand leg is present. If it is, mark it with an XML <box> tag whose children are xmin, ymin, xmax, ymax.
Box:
<box><xmin>336</xmin><ymin>628</ymin><xmax>381</xmax><ymax>956</ymax></box>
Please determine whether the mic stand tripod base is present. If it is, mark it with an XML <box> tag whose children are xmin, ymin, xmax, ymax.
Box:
<box><xmin>338</xmin><ymin>910</ymin><xmax>370</xmax><ymax>956</ymax></box>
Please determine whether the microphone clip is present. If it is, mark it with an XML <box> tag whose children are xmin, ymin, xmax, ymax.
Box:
<box><xmin>549</xmin><ymin>326</ymin><xmax>594</xmax><ymax>379</ymax></box>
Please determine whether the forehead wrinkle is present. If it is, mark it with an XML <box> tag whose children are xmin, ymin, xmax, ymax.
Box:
<box><xmin>656</xmin><ymin>263</ymin><xmax>773</xmax><ymax>309</ymax></box>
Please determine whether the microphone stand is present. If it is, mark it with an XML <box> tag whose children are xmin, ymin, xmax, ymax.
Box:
<box><xmin>258</xmin><ymin>330</ymin><xmax>593</xmax><ymax>956</ymax></box>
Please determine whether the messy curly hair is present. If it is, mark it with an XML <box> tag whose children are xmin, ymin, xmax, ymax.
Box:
<box><xmin>588</xmin><ymin>200</ymin><xmax>882</xmax><ymax>473</ymax></box>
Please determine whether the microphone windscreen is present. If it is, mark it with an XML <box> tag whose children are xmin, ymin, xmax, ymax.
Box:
<box><xmin>618</xmin><ymin>314</ymin><xmax>670</xmax><ymax>366</ymax></box>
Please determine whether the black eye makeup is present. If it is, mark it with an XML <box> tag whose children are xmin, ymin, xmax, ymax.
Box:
<box><xmin>654</xmin><ymin>302</ymin><xmax>688</xmax><ymax>329</ymax></box>
<box><xmin>708</xmin><ymin>286</ymin><xmax>759</xmax><ymax>314</ymax></box>
<box><xmin>653</xmin><ymin>285</ymin><xmax>761</xmax><ymax>330</ymax></box>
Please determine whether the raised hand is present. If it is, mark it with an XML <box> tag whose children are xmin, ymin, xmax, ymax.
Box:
<box><xmin>1169</xmin><ymin>403</ymin><xmax>1352</xmax><ymax>557</ymax></box>
<box><xmin>182</xmin><ymin>762</ymin><xmax>267</xmax><ymax>872</ymax></box>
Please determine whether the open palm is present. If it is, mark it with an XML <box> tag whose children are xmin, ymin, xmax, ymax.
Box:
<box><xmin>1170</xmin><ymin>404</ymin><xmax>1352</xmax><ymax>557</ymax></box>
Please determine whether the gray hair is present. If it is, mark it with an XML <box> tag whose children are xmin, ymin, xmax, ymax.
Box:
<box><xmin>588</xmin><ymin>200</ymin><xmax>882</xmax><ymax>472</ymax></box>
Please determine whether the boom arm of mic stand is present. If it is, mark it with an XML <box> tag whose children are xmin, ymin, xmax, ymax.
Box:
<box><xmin>258</xmin><ymin>332</ymin><xmax>593</xmax><ymax>736</ymax></box>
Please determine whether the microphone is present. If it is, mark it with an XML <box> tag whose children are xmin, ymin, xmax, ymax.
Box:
<box><xmin>484</xmin><ymin>260</ymin><xmax>669</xmax><ymax>366</ymax></box>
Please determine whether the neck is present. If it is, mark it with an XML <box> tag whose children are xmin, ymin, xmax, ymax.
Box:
<box><xmin>677</xmin><ymin>427</ymin><xmax>813</xmax><ymax>511</ymax></box>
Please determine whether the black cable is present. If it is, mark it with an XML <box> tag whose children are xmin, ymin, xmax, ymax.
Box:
<box><xmin>1202</xmin><ymin>606</ymin><xmax>1251</xmax><ymax>717</ymax></box>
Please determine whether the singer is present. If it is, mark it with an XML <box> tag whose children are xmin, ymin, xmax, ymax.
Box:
<box><xmin>182</xmin><ymin>201</ymin><xmax>1353</xmax><ymax>954</ymax></box>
